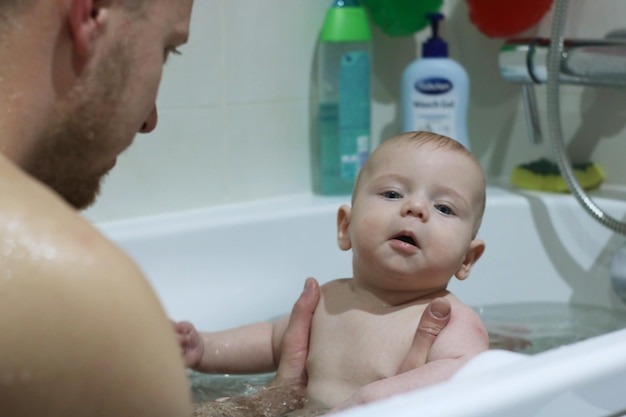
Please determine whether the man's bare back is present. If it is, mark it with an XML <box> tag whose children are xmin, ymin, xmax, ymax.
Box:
<box><xmin>0</xmin><ymin>157</ymin><xmax>192</xmax><ymax>415</ymax></box>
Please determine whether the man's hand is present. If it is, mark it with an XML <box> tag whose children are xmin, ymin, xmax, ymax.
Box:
<box><xmin>397</xmin><ymin>297</ymin><xmax>452</xmax><ymax>373</ymax></box>
<box><xmin>274</xmin><ymin>277</ymin><xmax>320</xmax><ymax>384</ymax></box>
<box><xmin>193</xmin><ymin>277</ymin><xmax>321</xmax><ymax>417</ymax></box>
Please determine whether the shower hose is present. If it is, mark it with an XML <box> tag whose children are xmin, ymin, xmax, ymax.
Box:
<box><xmin>546</xmin><ymin>0</ymin><xmax>626</xmax><ymax>235</ymax></box>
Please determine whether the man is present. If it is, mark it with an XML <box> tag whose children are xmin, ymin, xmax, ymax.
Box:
<box><xmin>0</xmin><ymin>1</ymin><xmax>449</xmax><ymax>416</ymax></box>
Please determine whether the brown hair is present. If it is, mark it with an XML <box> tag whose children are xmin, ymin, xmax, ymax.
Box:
<box><xmin>0</xmin><ymin>0</ymin><xmax>35</xmax><ymax>17</ymax></box>
<box><xmin>0</xmin><ymin>0</ymin><xmax>149</xmax><ymax>21</ymax></box>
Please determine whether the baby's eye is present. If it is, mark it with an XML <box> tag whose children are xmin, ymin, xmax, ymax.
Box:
<box><xmin>435</xmin><ymin>204</ymin><xmax>455</xmax><ymax>215</ymax></box>
<box><xmin>382</xmin><ymin>190</ymin><xmax>403</xmax><ymax>199</ymax></box>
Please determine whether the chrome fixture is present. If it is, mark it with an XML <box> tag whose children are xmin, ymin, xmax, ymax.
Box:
<box><xmin>500</xmin><ymin>33</ymin><xmax>626</xmax><ymax>144</ymax></box>
<box><xmin>500</xmin><ymin>36</ymin><xmax>626</xmax><ymax>87</ymax></box>
<box><xmin>498</xmin><ymin>0</ymin><xmax>626</xmax><ymax>242</ymax></box>
<box><xmin>501</xmin><ymin>0</ymin><xmax>626</xmax><ymax>303</ymax></box>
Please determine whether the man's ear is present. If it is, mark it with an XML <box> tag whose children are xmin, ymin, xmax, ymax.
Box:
<box><xmin>455</xmin><ymin>239</ymin><xmax>486</xmax><ymax>280</ymax></box>
<box><xmin>336</xmin><ymin>204</ymin><xmax>352</xmax><ymax>251</ymax></box>
<box><xmin>69</xmin><ymin>0</ymin><xmax>106</xmax><ymax>60</ymax></box>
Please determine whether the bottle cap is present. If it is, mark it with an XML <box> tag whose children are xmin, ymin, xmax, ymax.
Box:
<box><xmin>422</xmin><ymin>12</ymin><xmax>448</xmax><ymax>58</ymax></box>
<box><xmin>321</xmin><ymin>0</ymin><xmax>371</xmax><ymax>42</ymax></box>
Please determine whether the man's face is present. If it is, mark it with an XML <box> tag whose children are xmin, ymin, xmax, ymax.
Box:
<box><xmin>27</xmin><ymin>0</ymin><xmax>193</xmax><ymax>209</ymax></box>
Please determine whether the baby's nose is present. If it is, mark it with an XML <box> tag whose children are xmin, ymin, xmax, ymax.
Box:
<box><xmin>402</xmin><ymin>198</ymin><xmax>428</xmax><ymax>220</ymax></box>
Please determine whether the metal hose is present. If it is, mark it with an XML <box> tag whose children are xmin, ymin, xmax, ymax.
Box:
<box><xmin>546</xmin><ymin>0</ymin><xmax>626</xmax><ymax>234</ymax></box>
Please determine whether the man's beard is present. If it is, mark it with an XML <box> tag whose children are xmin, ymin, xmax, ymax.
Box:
<box><xmin>27</xmin><ymin>42</ymin><xmax>133</xmax><ymax>210</ymax></box>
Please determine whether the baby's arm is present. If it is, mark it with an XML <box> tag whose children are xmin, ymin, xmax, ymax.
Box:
<box><xmin>331</xmin><ymin>301</ymin><xmax>488</xmax><ymax>412</ymax></box>
<box><xmin>173</xmin><ymin>318</ymin><xmax>289</xmax><ymax>374</ymax></box>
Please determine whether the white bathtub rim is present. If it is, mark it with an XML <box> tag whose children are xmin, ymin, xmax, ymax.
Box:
<box><xmin>95</xmin><ymin>193</ymin><xmax>349</xmax><ymax>242</ymax></box>
<box><xmin>95</xmin><ymin>184</ymin><xmax>626</xmax><ymax>243</ymax></box>
<box><xmin>334</xmin><ymin>327</ymin><xmax>626</xmax><ymax>417</ymax></box>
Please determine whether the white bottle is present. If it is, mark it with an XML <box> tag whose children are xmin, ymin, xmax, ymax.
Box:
<box><xmin>401</xmin><ymin>13</ymin><xmax>470</xmax><ymax>150</ymax></box>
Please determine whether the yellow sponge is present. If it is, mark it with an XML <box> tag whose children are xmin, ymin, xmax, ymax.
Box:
<box><xmin>511</xmin><ymin>158</ymin><xmax>605</xmax><ymax>192</ymax></box>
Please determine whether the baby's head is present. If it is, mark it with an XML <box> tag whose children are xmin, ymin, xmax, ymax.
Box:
<box><xmin>353</xmin><ymin>131</ymin><xmax>486</xmax><ymax>236</ymax></box>
<box><xmin>337</xmin><ymin>131</ymin><xmax>487</xmax><ymax>291</ymax></box>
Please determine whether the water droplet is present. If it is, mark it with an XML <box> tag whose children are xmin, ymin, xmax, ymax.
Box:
<box><xmin>43</xmin><ymin>246</ymin><xmax>57</xmax><ymax>260</ymax></box>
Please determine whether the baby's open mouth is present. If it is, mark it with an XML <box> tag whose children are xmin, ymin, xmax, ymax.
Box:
<box><xmin>393</xmin><ymin>234</ymin><xmax>417</xmax><ymax>247</ymax></box>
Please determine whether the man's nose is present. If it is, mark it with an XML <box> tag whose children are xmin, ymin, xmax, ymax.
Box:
<box><xmin>402</xmin><ymin>197</ymin><xmax>428</xmax><ymax>221</ymax></box>
<box><xmin>139</xmin><ymin>106</ymin><xmax>158</xmax><ymax>133</ymax></box>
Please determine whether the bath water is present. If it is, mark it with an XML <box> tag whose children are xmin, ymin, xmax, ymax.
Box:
<box><xmin>190</xmin><ymin>302</ymin><xmax>626</xmax><ymax>405</ymax></box>
<box><xmin>189</xmin><ymin>371</ymin><xmax>274</xmax><ymax>403</ymax></box>
<box><xmin>476</xmin><ymin>301</ymin><xmax>626</xmax><ymax>354</ymax></box>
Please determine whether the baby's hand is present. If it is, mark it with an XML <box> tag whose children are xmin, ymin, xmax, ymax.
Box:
<box><xmin>173</xmin><ymin>320</ymin><xmax>204</xmax><ymax>369</ymax></box>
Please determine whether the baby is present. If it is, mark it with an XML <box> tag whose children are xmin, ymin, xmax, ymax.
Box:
<box><xmin>175</xmin><ymin>131</ymin><xmax>489</xmax><ymax>413</ymax></box>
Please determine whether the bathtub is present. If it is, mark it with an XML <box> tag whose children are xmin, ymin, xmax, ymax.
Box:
<box><xmin>96</xmin><ymin>184</ymin><xmax>626</xmax><ymax>417</ymax></box>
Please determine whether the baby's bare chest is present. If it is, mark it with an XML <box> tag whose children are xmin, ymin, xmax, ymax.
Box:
<box><xmin>307</xmin><ymin>304</ymin><xmax>425</xmax><ymax>381</ymax></box>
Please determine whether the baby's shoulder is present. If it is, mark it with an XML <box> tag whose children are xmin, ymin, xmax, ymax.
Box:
<box><xmin>426</xmin><ymin>294</ymin><xmax>490</xmax><ymax>359</ymax></box>
<box><xmin>319</xmin><ymin>278</ymin><xmax>351</xmax><ymax>295</ymax></box>
<box><xmin>444</xmin><ymin>293</ymin><xmax>482</xmax><ymax>321</ymax></box>
<box><xmin>443</xmin><ymin>292</ymin><xmax>471</xmax><ymax>308</ymax></box>
<box><xmin>441</xmin><ymin>293</ymin><xmax>488</xmax><ymax>340</ymax></box>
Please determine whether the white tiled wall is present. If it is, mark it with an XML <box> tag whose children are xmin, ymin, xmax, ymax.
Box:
<box><xmin>84</xmin><ymin>0</ymin><xmax>626</xmax><ymax>222</ymax></box>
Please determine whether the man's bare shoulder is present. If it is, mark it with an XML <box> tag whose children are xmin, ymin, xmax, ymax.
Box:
<box><xmin>0</xmin><ymin>155</ymin><xmax>141</xmax><ymax>293</ymax></box>
<box><xmin>0</xmin><ymin>162</ymin><xmax>192</xmax><ymax>416</ymax></box>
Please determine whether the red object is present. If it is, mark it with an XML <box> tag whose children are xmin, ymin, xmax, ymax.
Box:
<box><xmin>467</xmin><ymin>0</ymin><xmax>554</xmax><ymax>38</ymax></box>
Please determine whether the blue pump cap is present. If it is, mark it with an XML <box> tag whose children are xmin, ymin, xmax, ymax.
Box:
<box><xmin>422</xmin><ymin>13</ymin><xmax>448</xmax><ymax>58</ymax></box>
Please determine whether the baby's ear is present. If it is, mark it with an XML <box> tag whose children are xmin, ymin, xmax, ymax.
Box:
<box><xmin>455</xmin><ymin>239</ymin><xmax>486</xmax><ymax>280</ymax></box>
<box><xmin>336</xmin><ymin>204</ymin><xmax>352</xmax><ymax>251</ymax></box>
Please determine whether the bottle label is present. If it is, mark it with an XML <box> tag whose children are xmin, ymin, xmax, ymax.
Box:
<box><xmin>339</xmin><ymin>51</ymin><xmax>370</xmax><ymax>181</ymax></box>
<box><xmin>409</xmin><ymin>77</ymin><xmax>457</xmax><ymax>138</ymax></box>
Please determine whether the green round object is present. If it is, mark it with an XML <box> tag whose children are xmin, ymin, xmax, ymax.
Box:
<box><xmin>361</xmin><ymin>0</ymin><xmax>443</xmax><ymax>37</ymax></box>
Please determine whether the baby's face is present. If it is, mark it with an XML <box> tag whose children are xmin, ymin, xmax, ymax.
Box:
<box><xmin>345</xmin><ymin>142</ymin><xmax>485</xmax><ymax>293</ymax></box>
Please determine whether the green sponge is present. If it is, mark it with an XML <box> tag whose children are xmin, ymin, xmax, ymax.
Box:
<box><xmin>511</xmin><ymin>158</ymin><xmax>605</xmax><ymax>192</ymax></box>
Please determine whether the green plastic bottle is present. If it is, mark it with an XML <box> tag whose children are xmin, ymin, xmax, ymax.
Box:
<box><xmin>313</xmin><ymin>0</ymin><xmax>371</xmax><ymax>196</ymax></box>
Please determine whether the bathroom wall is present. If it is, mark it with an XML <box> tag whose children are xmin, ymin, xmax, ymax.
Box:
<box><xmin>85</xmin><ymin>0</ymin><xmax>626</xmax><ymax>222</ymax></box>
